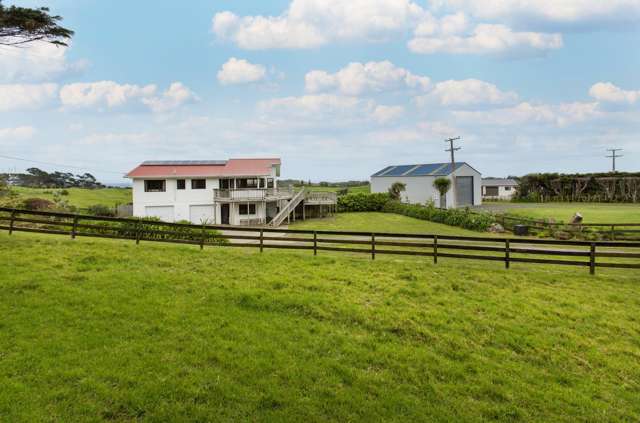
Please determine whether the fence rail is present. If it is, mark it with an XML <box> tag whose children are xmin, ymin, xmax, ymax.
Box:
<box><xmin>1</xmin><ymin>207</ymin><xmax>640</xmax><ymax>274</ymax></box>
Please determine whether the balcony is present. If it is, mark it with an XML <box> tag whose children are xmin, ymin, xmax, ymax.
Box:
<box><xmin>213</xmin><ymin>187</ymin><xmax>295</xmax><ymax>202</ymax></box>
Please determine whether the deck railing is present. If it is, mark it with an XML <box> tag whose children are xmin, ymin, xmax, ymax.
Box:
<box><xmin>305</xmin><ymin>191</ymin><xmax>337</xmax><ymax>203</ymax></box>
<box><xmin>213</xmin><ymin>187</ymin><xmax>294</xmax><ymax>201</ymax></box>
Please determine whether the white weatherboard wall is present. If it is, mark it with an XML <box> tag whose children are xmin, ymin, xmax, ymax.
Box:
<box><xmin>132</xmin><ymin>178</ymin><xmax>220</xmax><ymax>223</ymax></box>
<box><xmin>482</xmin><ymin>185</ymin><xmax>516</xmax><ymax>200</ymax></box>
<box><xmin>370</xmin><ymin>164</ymin><xmax>482</xmax><ymax>208</ymax></box>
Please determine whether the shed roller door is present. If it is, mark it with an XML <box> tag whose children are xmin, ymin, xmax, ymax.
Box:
<box><xmin>145</xmin><ymin>206</ymin><xmax>174</xmax><ymax>222</ymax></box>
<box><xmin>456</xmin><ymin>176</ymin><xmax>474</xmax><ymax>206</ymax></box>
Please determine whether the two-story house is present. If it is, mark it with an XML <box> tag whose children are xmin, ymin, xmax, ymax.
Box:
<box><xmin>126</xmin><ymin>158</ymin><xmax>295</xmax><ymax>225</ymax></box>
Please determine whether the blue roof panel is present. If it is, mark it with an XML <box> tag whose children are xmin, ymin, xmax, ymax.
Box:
<box><xmin>407</xmin><ymin>163</ymin><xmax>446</xmax><ymax>176</ymax></box>
<box><xmin>382</xmin><ymin>165</ymin><xmax>418</xmax><ymax>176</ymax></box>
<box><xmin>371</xmin><ymin>165</ymin><xmax>394</xmax><ymax>177</ymax></box>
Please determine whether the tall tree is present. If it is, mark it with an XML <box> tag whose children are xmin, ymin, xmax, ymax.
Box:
<box><xmin>0</xmin><ymin>1</ymin><xmax>73</xmax><ymax>46</ymax></box>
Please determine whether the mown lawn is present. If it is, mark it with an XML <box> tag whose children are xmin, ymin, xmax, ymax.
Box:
<box><xmin>291</xmin><ymin>212</ymin><xmax>495</xmax><ymax>236</ymax></box>
<box><xmin>482</xmin><ymin>202</ymin><xmax>640</xmax><ymax>224</ymax></box>
<box><xmin>1</xmin><ymin>232</ymin><xmax>640</xmax><ymax>421</ymax></box>
<box><xmin>301</xmin><ymin>185</ymin><xmax>370</xmax><ymax>194</ymax></box>
<box><xmin>12</xmin><ymin>187</ymin><xmax>132</xmax><ymax>209</ymax></box>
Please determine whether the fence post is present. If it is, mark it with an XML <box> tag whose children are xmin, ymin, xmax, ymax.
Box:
<box><xmin>200</xmin><ymin>225</ymin><xmax>205</xmax><ymax>250</ymax></box>
<box><xmin>260</xmin><ymin>228</ymin><xmax>264</xmax><ymax>253</ymax></box>
<box><xmin>371</xmin><ymin>233</ymin><xmax>376</xmax><ymax>260</ymax></box>
<box><xmin>610</xmin><ymin>225</ymin><xmax>615</xmax><ymax>240</ymax></box>
<box><xmin>505</xmin><ymin>239</ymin><xmax>510</xmax><ymax>269</ymax></box>
<box><xmin>313</xmin><ymin>231</ymin><xmax>317</xmax><ymax>256</ymax></box>
<box><xmin>8</xmin><ymin>210</ymin><xmax>16</xmax><ymax>235</ymax></box>
<box><xmin>135</xmin><ymin>223</ymin><xmax>141</xmax><ymax>245</ymax></box>
<box><xmin>590</xmin><ymin>243</ymin><xmax>596</xmax><ymax>275</ymax></box>
<box><xmin>433</xmin><ymin>235</ymin><xmax>438</xmax><ymax>264</ymax></box>
<box><xmin>71</xmin><ymin>216</ymin><xmax>78</xmax><ymax>239</ymax></box>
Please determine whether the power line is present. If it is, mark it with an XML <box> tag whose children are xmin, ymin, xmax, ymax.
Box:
<box><xmin>605</xmin><ymin>148</ymin><xmax>623</xmax><ymax>172</ymax></box>
<box><xmin>444</xmin><ymin>136</ymin><xmax>461</xmax><ymax>209</ymax></box>
<box><xmin>0</xmin><ymin>154</ymin><xmax>127</xmax><ymax>175</ymax></box>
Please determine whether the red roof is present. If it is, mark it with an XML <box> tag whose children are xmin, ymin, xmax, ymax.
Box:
<box><xmin>126</xmin><ymin>158</ymin><xmax>281</xmax><ymax>178</ymax></box>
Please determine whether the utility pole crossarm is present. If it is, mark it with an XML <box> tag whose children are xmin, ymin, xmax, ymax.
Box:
<box><xmin>606</xmin><ymin>148</ymin><xmax>623</xmax><ymax>172</ymax></box>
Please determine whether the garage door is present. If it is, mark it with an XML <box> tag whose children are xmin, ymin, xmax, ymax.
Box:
<box><xmin>189</xmin><ymin>205</ymin><xmax>215</xmax><ymax>224</ymax></box>
<box><xmin>145</xmin><ymin>206</ymin><xmax>174</xmax><ymax>222</ymax></box>
<box><xmin>456</xmin><ymin>176</ymin><xmax>474</xmax><ymax>206</ymax></box>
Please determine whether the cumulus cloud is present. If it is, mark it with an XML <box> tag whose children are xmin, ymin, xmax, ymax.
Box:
<box><xmin>305</xmin><ymin>61</ymin><xmax>430</xmax><ymax>96</ymax></box>
<box><xmin>212</xmin><ymin>0</ymin><xmax>424</xmax><ymax>49</ymax></box>
<box><xmin>259</xmin><ymin>94</ymin><xmax>374</xmax><ymax>118</ymax></box>
<box><xmin>0</xmin><ymin>83</ymin><xmax>59</xmax><ymax>112</ymax></box>
<box><xmin>217</xmin><ymin>57</ymin><xmax>267</xmax><ymax>85</ymax></box>
<box><xmin>432</xmin><ymin>0</ymin><xmax>640</xmax><ymax>29</ymax></box>
<box><xmin>0</xmin><ymin>126</ymin><xmax>37</xmax><ymax>140</ymax></box>
<box><xmin>453</xmin><ymin>101</ymin><xmax>600</xmax><ymax>127</ymax></box>
<box><xmin>59</xmin><ymin>81</ymin><xmax>196</xmax><ymax>112</ymax></box>
<box><xmin>417</xmin><ymin>79</ymin><xmax>518</xmax><ymax>108</ymax></box>
<box><xmin>409</xmin><ymin>21</ymin><xmax>562</xmax><ymax>56</ymax></box>
<box><xmin>589</xmin><ymin>82</ymin><xmax>640</xmax><ymax>104</ymax></box>
<box><xmin>0</xmin><ymin>41</ymin><xmax>88</xmax><ymax>83</ymax></box>
<box><xmin>372</xmin><ymin>105</ymin><xmax>405</xmax><ymax>123</ymax></box>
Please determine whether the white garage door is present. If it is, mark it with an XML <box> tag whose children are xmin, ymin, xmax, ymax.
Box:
<box><xmin>189</xmin><ymin>205</ymin><xmax>215</xmax><ymax>224</ymax></box>
<box><xmin>145</xmin><ymin>206</ymin><xmax>174</xmax><ymax>222</ymax></box>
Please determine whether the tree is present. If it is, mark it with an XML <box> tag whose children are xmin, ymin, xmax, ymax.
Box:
<box><xmin>433</xmin><ymin>177</ymin><xmax>452</xmax><ymax>208</ymax></box>
<box><xmin>0</xmin><ymin>1</ymin><xmax>73</xmax><ymax>46</ymax></box>
<box><xmin>388</xmin><ymin>181</ymin><xmax>406</xmax><ymax>201</ymax></box>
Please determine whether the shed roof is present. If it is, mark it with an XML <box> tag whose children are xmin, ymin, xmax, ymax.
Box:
<box><xmin>126</xmin><ymin>158</ymin><xmax>281</xmax><ymax>178</ymax></box>
<box><xmin>371</xmin><ymin>162</ymin><xmax>476</xmax><ymax>177</ymax></box>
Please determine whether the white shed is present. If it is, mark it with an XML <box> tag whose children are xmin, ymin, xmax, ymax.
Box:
<box><xmin>370</xmin><ymin>162</ymin><xmax>482</xmax><ymax>208</ymax></box>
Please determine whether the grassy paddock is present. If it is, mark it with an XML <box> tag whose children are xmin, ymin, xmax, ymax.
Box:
<box><xmin>12</xmin><ymin>187</ymin><xmax>132</xmax><ymax>209</ymax></box>
<box><xmin>482</xmin><ymin>202</ymin><xmax>640</xmax><ymax>224</ymax></box>
<box><xmin>1</xmin><ymin>232</ymin><xmax>639</xmax><ymax>421</ymax></box>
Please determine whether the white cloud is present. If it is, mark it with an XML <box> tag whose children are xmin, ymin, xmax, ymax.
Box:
<box><xmin>217</xmin><ymin>57</ymin><xmax>267</xmax><ymax>85</ymax></box>
<box><xmin>453</xmin><ymin>101</ymin><xmax>600</xmax><ymax>127</ymax></box>
<box><xmin>432</xmin><ymin>0</ymin><xmax>640</xmax><ymax>29</ymax></box>
<box><xmin>417</xmin><ymin>79</ymin><xmax>519</xmax><ymax>108</ymax></box>
<box><xmin>0</xmin><ymin>126</ymin><xmax>37</xmax><ymax>140</ymax></box>
<box><xmin>372</xmin><ymin>105</ymin><xmax>405</xmax><ymax>123</ymax></box>
<box><xmin>142</xmin><ymin>82</ymin><xmax>198</xmax><ymax>113</ymax></box>
<box><xmin>212</xmin><ymin>0</ymin><xmax>424</xmax><ymax>49</ymax></box>
<box><xmin>305</xmin><ymin>61</ymin><xmax>430</xmax><ymax>96</ymax></box>
<box><xmin>0</xmin><ymin>41</ymin><xmax>88</xmax><ymax>83</ymax></box>
<box><xmin>0</xmin><ymin>83</ymin><xmax>58</xmax><ymax>112</ymax></box>
<box><xmin>59</xmin><ymin>81</ymin><xmax>196</xmax><ymax>112</ymax></box>
<box><xmin>259</xmin><ymin>94</ymin><xmax>374</xmax><ymax>119</ymax></box>
<box><xmin>589</xmin><ymin>82</ymin><xmax>640</xmax><ymax>104</ymax></box>
<box><xmin>409</xmin><ymin>22</ymin><xmax>562</xmax><ymax>56</ymax></box>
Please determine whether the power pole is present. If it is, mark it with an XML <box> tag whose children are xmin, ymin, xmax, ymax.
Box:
<box><xmin>445</xmin><ymin>136</ymin><xmax>461</xmax><ymax>208</ymax></box>
<box><xmin>606</xmin><ymin>148</ymin><xmax>623</xmax><ymax>172</ymax></box>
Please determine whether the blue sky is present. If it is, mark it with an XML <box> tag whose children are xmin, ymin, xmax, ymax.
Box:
<box><xmin>1</xmin><ymin>0</ymin><xmax>639</xmax><ymax>184</ymax></box>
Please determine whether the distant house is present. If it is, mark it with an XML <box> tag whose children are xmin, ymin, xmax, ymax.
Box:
<box><xmin>481</xmin><ymin>178</ymin><xmax>518</xmax><ymax>200</ymax></box>
<box><xmin>370</xmin><ymin>162</ymin><xmax>482</xmax><ymax>208</ymax></box>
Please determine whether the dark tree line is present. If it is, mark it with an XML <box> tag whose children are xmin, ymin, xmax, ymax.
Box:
<box><xmin>515</xmin><ymin>172</ymin><xmax>640</xmax><ymax>203</ymax></box>
<box><xmin>2</xmin><ymin>168</ymin><xmax>104</xmax><ymax>188</ymax></box>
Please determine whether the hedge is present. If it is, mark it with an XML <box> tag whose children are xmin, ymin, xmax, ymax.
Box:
<box><xmin>337</xmin><ymin>192</ymin><xmax>390</xmax><ymax>212</ymax></box>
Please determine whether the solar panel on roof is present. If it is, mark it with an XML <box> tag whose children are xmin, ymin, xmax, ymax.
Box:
<box><xmin>371</xmin><ymin>166</ymin><xmax>394</xmax><ymax>177</ymax></box>
<box><xmin>407</xmin><ymin>163</ymin><xmax>445</xmax><ymax>176</ymax></box>
<box><xmin>382</xmin><ymin>165</ymin><xmax>418</xmax><ymax>176</ymax></box>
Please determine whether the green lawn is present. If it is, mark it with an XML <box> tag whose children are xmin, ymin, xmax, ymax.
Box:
<box><xmin>482</xmin><ymin>202</ymin><xmax>640</xmax><ymax>224</ymax></box>
<box><xmin>12</xmin><ymin>187</ymin><xmax>132</xmax><ymax>209</ymax></box>
<box><xmin>291</xmin><ymin>212</ymin><xmax>494</xmax><ymax>236</ymax></box>
<box><xmin>300</xmin><ymin>185</ymin><xmax>370</xmax><ymax>194</ymax></box>
<box><xmin>2</xmin><ymin>232</ymin><xmax>639</xmax><ymax>421</ymax></box>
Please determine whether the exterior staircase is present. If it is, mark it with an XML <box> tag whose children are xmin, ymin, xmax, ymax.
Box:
<box><xmin>269</xmin><ymin>189</ymin><xmax>306</xmax><ymax>227</ymax></box>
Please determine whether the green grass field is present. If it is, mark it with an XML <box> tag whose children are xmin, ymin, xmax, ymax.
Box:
<box><xmin>2</xmin><ymin>231</ymin><xmax>639</xmax><ymax>421</ymax></box>
<box><xmin>291</xmin><ymin>212</ymin><xmax>494</xmax><ymax>236</ymax></box>
<box><xmin>12</xmin><ymin>187</ymin><xmax>132</xmax><ymax>209</ymax></box>
<box><xmin>482</xmin><ymin>202</ymin><xmax>640</xmax><ymax>224</ymax></box>
<box><xmin>301</xmin><ymin>185</ymin><xmax>370</xmax><ymax>194</ymax></box>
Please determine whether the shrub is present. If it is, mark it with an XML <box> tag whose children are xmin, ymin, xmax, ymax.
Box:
<box><xmin>382</xmin><ymin>201</ymin><xmax>495</xmax><ymax>231</ymax></box>
<box><xmin>59</xmin><ymin>189</ymin><xmax>70</xmax><ymax>196</ymax></box>
<box><xmin>86</xmin><ymin>204</ymin><xmax>116</xmax><ymax>217</ymax></box>
<box><xmin>337</xmin><ymin>192</ymin><xmax>390</xmax><ymax>212</ymax></box>
<box><xmin>22</xmin><ymin>198</ymin><xmax>54</xmax><ymax>211</ymax></box>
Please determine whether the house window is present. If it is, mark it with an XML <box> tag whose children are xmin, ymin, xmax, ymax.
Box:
<box><xmin>177</xmin><ymin>179</ymin><xmax>186</xmax><ymax>190</ymax></box>
<box><xmin>144</xmin><ymin>180</ymin><xmax>165</xmax><ymax>192</ymax></box>
<box><xmin>267</xmin><ymin>178</ymin><xmax>274</xmax><ymax>188</ymax></box>
<box><xmin>191</xmin><ymin>179</ymin><xmax>206</xmax><ymax>189</ymax></box>
<box><xmin>239</xmin><ymin>204</ymin><xmax>257</xmax><ymax>215</ymax></box>
<box><xmin>504</xmin><ymin>186</ymin><xmax>511</xmax><ymax>191</ymax></box>
<box><xmin>237</xmin><ymin>178</ymin><xmax>259</xmax><ymax>189</ymax></box>
<box><xmin>220</xmin><ymin>179</ymin><xmax>232</xmax><ymax>189</ymax></box>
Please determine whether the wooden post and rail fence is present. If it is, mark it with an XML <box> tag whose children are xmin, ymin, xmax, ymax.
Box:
<box><xmin>1</xmin><ymin>207</ymin><xmax>640</xmax><ymax>275</ymax></box>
